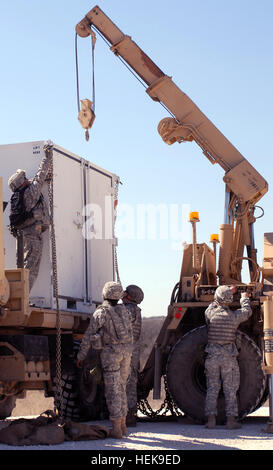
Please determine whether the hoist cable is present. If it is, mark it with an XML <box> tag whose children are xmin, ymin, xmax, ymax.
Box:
<box><xmin>76</xmin><ymin>25</ymin><xmax>177</xmax><ymax>121</ymax></box>
<box><xmin>75</xmin><ymin>33</ymin><xmax>80</xmax><ymax>114</ymax></box>
<box><xmin>75</xmin><ymin>31</ymin><xmax>96</xmax><ymax>115</ymax></box>
<box><xmin>92</xmin><ymin>26</ymin><xmax>178</xmax><ymax>121</ymax></box>
<box><xmin>91</xmin><ymin>32</ymin><xmax>96</xmax><ymax>112</ymax></box>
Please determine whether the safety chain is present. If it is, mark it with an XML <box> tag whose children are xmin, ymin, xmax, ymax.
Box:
<box><xmin>137</xmin><ymin>375</ymin><xmax>183</xmax><ymax>419</ymax></box>
<box><xmin>45</xmin><ymin>142</ymin><xmax>64</xmax><ymax>421</ymax></box>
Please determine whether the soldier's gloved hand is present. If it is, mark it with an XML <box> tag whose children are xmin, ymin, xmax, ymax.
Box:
<box><xmin>43</xmin><ymin>139</ymin><xmax>54</xmax><ymax>150</ymax></box>
<box><xmin>241</xmin><ymin>292</ymin><xmax>250</xmax><ymax>298</ymax></box>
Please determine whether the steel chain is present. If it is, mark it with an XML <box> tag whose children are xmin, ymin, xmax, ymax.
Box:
<box><xmin>45</xmin><ymin>143</ymin><xmax>64</xmax><ymax>420</ymax></box>
<box><xmin>113</xmin><ymin>177</ymin><xmax>120</xmax><ymax>283</ymax></box>
<box><xmin>137</xmin><ymin>375</ymin><xmax>183</xmax><ymax>419</ymax></box>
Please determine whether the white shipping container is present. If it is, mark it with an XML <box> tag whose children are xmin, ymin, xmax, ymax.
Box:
<box><xmin>0</xmin><ymin>141</ymin><xmax>119</xmax><ymax>314</ymax></box>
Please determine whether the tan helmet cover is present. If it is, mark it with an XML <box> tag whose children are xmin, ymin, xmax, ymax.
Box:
<box><xmin>8</xmin><ymin>169</ymin><xmax>26</xmax><ymax>192</ymax></box>
<box><xmin>102</xmin><ymin>281</ymin><xmax>123</xmax><ymax>300</ymax></box>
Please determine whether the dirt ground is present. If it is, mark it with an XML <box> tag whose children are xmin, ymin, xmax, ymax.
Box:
<box><xmin>4</xmin><ymin>315</ymin><xmax>273</xmax><ymax>453</ymax></box>
<box><xmin>3</xmin><ymin>315</ymin><xmax>272</xmax><ymax>454</ymax></box>
<box><xmin>0</xmin><ymin>390</ymin><xmax>271</xmax><ymax>453</ymax></box>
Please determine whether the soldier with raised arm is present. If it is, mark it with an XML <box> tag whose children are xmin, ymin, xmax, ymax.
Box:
<box><xmin>8</xmin><ymin>141</ymin><xmax>53</xmax><ymax>291</ymax></box>
<box><xmin>204</xmin><ymin>285</ymin><xmax>252</xmax><ymax>429</ymax></box>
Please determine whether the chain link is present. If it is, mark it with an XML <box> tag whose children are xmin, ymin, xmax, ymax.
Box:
<box><xmin>137</xmin><ymin>375</ymin><xmax>184</xmax><ymax>419</ymax></box>
<box><xmin>113</xmin><ymin>177</ymin><xmax>121</xmax><ymax>283</ymax></box>
<box><xmin>111</xmin><ymin>175</ymin><xmax>181</xmax><ymax>419</ymax></box>
<box><xmin>45</xmin><ymin>144</ymin><xmax>64</xmax><ymax>421</ymax></box>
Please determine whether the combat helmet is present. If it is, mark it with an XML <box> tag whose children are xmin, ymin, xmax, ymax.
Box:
<box><xmin>102</xmin><ymin>281</ymin><xmax>123</xmax><ymax>300</ymax></box>
<box><xmin>8</xmin><ymin>169</ymin><xmax>26</xmax><ymax>192</ymax></box>
<box><xmin>214</xmin><ymin>285</ymin><xmax>233</xmax><ymax>305</ymax></box>
<box><xmin>125</xmin><ymin>285</ymin><xmax>144</xmax><ymax>304</ymax></box>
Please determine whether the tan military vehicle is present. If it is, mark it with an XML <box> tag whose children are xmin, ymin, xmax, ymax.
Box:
<box><xmin>74</xmin><ymin>6</ymin><xmax>273</xmax><ymax>425</ymax></box>
<box><xmin>0</xmin><ymin>141</ymin><xmax>119</xmax><ymax>421</ymax></box>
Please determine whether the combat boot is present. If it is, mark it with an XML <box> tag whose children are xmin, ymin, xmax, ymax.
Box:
<box><xmin>109</xmin><ymin>418</ymin><xmax>123</xmax><ymax>438</ymax></box>
<box><xmin>121</xmin><ymin>416</ymin><xmax>128</xmax><ymax>436</ymax></box>
<box><xmin>205</xmin><ymin>415</ymin><xmax>216</xmax><ymax>429</ymax></box>
<box><xmin>126</xmin><ymin>407</ymin><xmax>137</xmax><ymax>427</ymax></box>
<box><xmin>225</xmin><ymin>416</ymin><xmax>241</xmax><ymax>429</ymax></box>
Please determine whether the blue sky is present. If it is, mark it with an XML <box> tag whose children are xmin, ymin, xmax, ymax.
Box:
<box><xmin>1</xmin><ymin>0</ymin><xmax>273</xmax><ymax>316</ymax></box>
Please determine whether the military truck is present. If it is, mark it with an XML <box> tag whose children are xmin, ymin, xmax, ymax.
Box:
<box><xmin>75</xmin><ymin>6</ymin><xmax>273</xmax><ymax>424</ymax></box>
<box><xmin>0</xmin><ymin>141</ymin><xmax>120</xmax><ymax>420</ymax></box>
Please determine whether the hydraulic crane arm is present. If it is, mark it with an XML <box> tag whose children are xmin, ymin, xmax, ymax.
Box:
<box><xmin>76</xmin><ymin>6</ymin><xmax>268</xmax><ymax>282</ymax></box>
<box><xmin>76</xmin><ymin>6</ymin><xmax>267</xmax><ymax>206</ymax></box>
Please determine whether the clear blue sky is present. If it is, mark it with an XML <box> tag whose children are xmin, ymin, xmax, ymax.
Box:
<box><xmin>1</xmin><ymin>0</ymin><xmax>273</xmax><ymax>316</ymax></box>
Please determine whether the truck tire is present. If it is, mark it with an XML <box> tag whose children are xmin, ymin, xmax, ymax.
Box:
<box><xmin>0</xmin><ymin>396</ymin><xmax>16</xmax><ymax>419</ymax></box>
<box><xmin>54</xmin><ymin>344</ymin><xmax>107</xmax><ymax>421</ymax></box>
<box><xmin>166</xmin><ymin>326</ymin><xmax>266</xmax><ymax>423</ymax></box>
<box><xmin>54</xmin><ymin>370</ymin><xmax>81</xmax><ymax>421</ymax></box>
<box><xmin>77</xmin><ymin>350</ymin><xmax>109</xmax><ymax>421</ymax></box>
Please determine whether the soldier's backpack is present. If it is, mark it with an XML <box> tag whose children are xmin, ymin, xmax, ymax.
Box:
<box><xmin>9</xmin><ymin>186</ymin><xmax>43</xmax><ymax>234</ymax></box>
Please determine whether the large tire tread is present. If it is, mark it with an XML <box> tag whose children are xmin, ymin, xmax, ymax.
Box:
<box><xmin>166</xmin><ymin>326</ymin><xmax>266</xmax><ymax>423</ymax></box>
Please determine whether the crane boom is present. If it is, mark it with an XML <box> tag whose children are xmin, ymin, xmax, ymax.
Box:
<box><xmin>76</xmin><ymin>5</ymin><xmax>268</xmax><ymax>282</ymax></box>
<box><xmin>76</xmin><ymin>5</ymin><xmax>267</xmax><ymax>207</ymax></box>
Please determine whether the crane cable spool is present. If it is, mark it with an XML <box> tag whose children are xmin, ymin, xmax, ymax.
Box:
<box><xmin>45</xmin><ymin>143</ymin><xmax>64</xmax><ymax>421</ymax></box>
<box><xmin>75</xmin><ymin>29</ymin><xmax>96</xmax><ymax>141</ymax></box>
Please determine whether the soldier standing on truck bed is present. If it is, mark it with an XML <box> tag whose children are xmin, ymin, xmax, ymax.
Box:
<box><xmin>76</xmin><ymin>281</ymin><xmax>133</xmax><ymax>439</ymax></box>
<box><xmin>123</xmin><ymin>284</ymin><xmax>144</xmax><ymax>427</ymax></box>
<box><xmin>8</xmin><ymin>141</ymin><xmax>53</xmax><ymax>291</ymax></box>
<box><xmin>204</xmin><ymin>285</ymin><xmax>252</xmax><ymax>429</ymax></box>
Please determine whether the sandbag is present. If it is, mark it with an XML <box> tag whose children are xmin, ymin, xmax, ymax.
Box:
<box><xmin>0</xmin><ymin>410</ymin><xmax>64</xmax><ymax>446</ymax></box>
<box><xmin>0</xmin><ymin>410</ymin><xmax>110</xmax><ymax>446</ymax></box>
<box><xmin>64</xmin><ymin>419</ymin><xmax>110</xmax><ymax>441</ymax></box>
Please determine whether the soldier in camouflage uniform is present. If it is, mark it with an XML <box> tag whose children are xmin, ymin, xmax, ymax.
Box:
<box><xmin>76</xmin><ymin>281</ymin><xmax>133</xmax><ymax>439</ymax></box>
<box><xmin>204</xmin><ymin>285</ymin><xmax>252</xmax><ymax>429</ymax></box>
<box><xmin>8</xmin><ymin>141</ymin><xmax>53</xmax><ymax>291</ymax></box>
<box><xmin>123</xmin><ymin>284</ymin><xmax>144</xmax><ymax>427</ymax></box>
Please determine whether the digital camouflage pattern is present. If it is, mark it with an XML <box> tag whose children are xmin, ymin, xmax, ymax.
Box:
<box><xmin>102</xmin><ymin>281</ymin><xmax>123</xmax><ymax>300</ymax></box>
<box><xmin>204</xmin><ymin>291</ymin><xmax>252</xmax><ymax>417</ymax></box>
<box><xmin>124</xmin><ymin>301</ymin><xmax>142</xmax><ymax>409</ymax></box>
<box><xmin>78</xmin><ymin>301</ymin><xmax>133</xmax><ymax>359</ymax></box>
<box><xmin>205</xmin><ymin>295</ymin><xmax>252</xmax><ymax>345</ymax></box>
<box><xmin>20</xmin><ymin>152</ymin><xmax>51</xmax><ymax>231</ymax></box>
<box><xmin>77</xmin><ymin>297</ymin><xmax>133</xmax><ymax>419</ymax></box>
<box><xmin>124</xmin><ymin>302</ymin><xmax>142</xmax><ymax>343</ymax></box>
<box><xmin>214</xmin><ymin>285</ymin><xmax>234</xmax><ymax>305</ymax></box>
<box><xmin>22</xmin><ymin>226</ymin><xmax>43</xmax><ymax>291</ymax></box>
<box><xmin>100</xmin><ymin>344</ymin><xmax>132</xmax><ymax>419</ymax></box>
<box><xmin>205</xmin><ymin>351</ymin><xmax>240</xmax><ymax>416</ymax></box>
<box><xmin>9</xmin><ymin>144</ymin><xmax>52</xmax><ymax>290</ymax></box>
<box><xmin>8</xmin><ymin>169</ymin><xmax>26</xmax><ymax>192</ymax></box>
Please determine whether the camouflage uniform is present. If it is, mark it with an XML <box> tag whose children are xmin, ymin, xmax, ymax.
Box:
<box><xmin>78</xmin><ymin>282</ymin><xmax>133</xmax><ymax>421</ymax></box>
<box><xmin>8</xmin><ymin>142</ymin><xmax>52</xmax><ymax>290</ymax></box>
<box><xmin>124</xmin><ymin>301</ymin><xmax>142</xmax><ymax>409</ymax></box>
<box><xmin>123</xmin><ymin>286</ymin><xmax>143</xmax><ymax>411</ymax></box>
<box><xmin>204</xmin><ymin>286</ymin><xmax>252</xmax><ymax>418</ymax></box>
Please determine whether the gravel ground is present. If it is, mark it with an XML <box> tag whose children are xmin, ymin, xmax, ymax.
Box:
<box><xmin>0</xmin><ymin>392</ymin><xmax>272</xmax><ymax>453</ymax></box>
